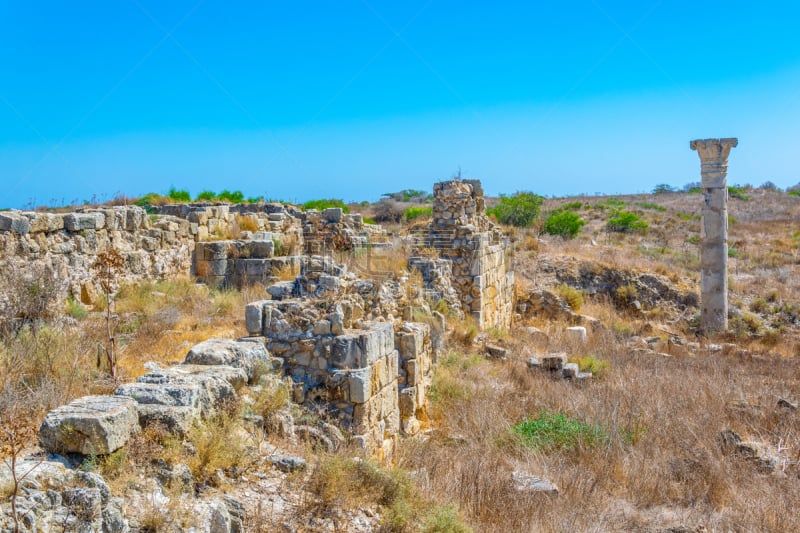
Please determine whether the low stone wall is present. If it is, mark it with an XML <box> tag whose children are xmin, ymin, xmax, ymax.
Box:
<box><xmin>0</xmin><ymin>206</ymin><xmax>195</xmax><ymax>304</ymax></box>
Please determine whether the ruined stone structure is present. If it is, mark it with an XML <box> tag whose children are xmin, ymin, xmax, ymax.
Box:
<box><xmin>690</xmin><ymin>138</ymin><xmax>738</xmax><ymax>332</ymax></box>
<box><xmin>0</xmin><ymin>206</ymin><xmax>195</xmax><ymax>305</ymax></box>
<box><xmin>419</xmin><ymin>180</ymin><xmax>514</xmax><ymax>330</ymax></box>
<box><xmin>244</xmin><ymin>259</ymin><xmax>438</xmax><ymax>458</ymax></box>
<box><xmin>0</xmin><ymin>202</ymin><xmax>387</xmax><ymax>306</ymax></box>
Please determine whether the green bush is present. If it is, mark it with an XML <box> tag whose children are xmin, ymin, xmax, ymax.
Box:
<box><xmin>486</xmin><ymin>191</ymin><xmax>543</xmax><ymax>227</ymax></box>
<box><xmin>542</xmin><ymin>211</ymin><xmax>586</xmax><ymax>239</ymax></box>
<box><xmin>217</xmin><ymin>190</ymin><xmax>244</xmax><ymax>203</ymax></box>
<box><xmin>512</xmin><ymin>411</ymin><xmax>612</xmax><ymax>452</ymax></box>
<box><xmin>728</xmin><ymin>185</ymin><xmax>750</xmax><ymax>201</ymax></box>
<box><xmin>302</xmin><ymin>198</ymin><xmax>351</xmax><ymax>213</ymax></box>
<box><xmin>195</xmin><ymin>190</ymin><xmax>216</xmax><ymax>201</ymax></box>
<box><xmin>637</xmin><ymin>202</ymin><xmax>667</xmax><ymax>212</ymax></box>
<box><xmin>789</xmin><ymin>190</ymin><xmax>800</xmax><ymax>197</ymax></box>
<box><xmin>167</xmin><ymin>187</ymin><xmax>191</xmax><ymax>202</ymax></box>
<box><xmin>571</xmin><ymin>355</ymin><xmax>609</xmax><ymax>377</ymax></box>
<box><xmin>404</xmin><ymin>206</ymin><xmax>433</xmax><ymax>221</ymax></box>
<box><xmin>556</xmin><ymin>284</ymin><xmax>583</xmax><ymax>312</ymax></box>
<box><xmin>607</xmin><ymin>211</ymin><xmax>648</xmax><ymax>233</ymax></box>
<box><xmin>422</xmin><ymin>504</ymin><xmax>472</xmax><ymax>533</ymax></box>
<box><xmin>561</xmin><ymin>201</ymin><xmax>584</xmax><ymax>211</ymax></box>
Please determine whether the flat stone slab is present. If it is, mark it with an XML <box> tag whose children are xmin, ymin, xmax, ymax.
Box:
<box><xmin>136</xmin><ymin>364</ymin><xmax>247</xmax><ymax>418</ymax></box>
<box><xmin>184</xmin><ymin>338</ymin><xmax>270</xmax><ymax>382</ymax></box>
<box><xmin>39</xmin><ymin>395</ymin><xmax>139</xmax><ymax>455</ymax></box>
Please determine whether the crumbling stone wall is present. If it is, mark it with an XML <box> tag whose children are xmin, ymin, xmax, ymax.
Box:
<box><xmin>420</xmin><ymin>180</ymin><xmax>514</xmax><ymax>330</ymax></box>
<box><xmin>0</xmin><ymin>206</ymin><xmax>194</xmax><ymax>304</ymax></box>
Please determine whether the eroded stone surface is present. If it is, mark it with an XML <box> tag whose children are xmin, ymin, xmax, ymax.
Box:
<box><xmin>39</xmin><ymin>395</ymin><xmax>139</xmax><ymax>455</ymax></box>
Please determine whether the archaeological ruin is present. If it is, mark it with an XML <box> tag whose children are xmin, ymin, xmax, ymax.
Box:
<box><xmin>690</xmin><ymin>137</ymin><xmax>738</xmax><ymax>333</ymax></box>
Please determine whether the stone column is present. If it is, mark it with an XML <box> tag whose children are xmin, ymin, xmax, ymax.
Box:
<box><xmin>690</xmin><ymin>137</ymin><xmax>738</xmax><ymax>333</ymax></box>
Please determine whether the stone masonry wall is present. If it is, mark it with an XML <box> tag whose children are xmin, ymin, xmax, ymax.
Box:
<box><xmin>0</xmin><ymin>206</ymin><xmax>194</xmax><ymax>304</ymax></box>
<box><xmin>422</xmin><ymin>180</ymin><xmax>514</xmax><ymax>330</ymax></box>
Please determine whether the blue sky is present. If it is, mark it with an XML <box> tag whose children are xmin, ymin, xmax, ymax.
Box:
<box><xmin>2</xmin><ymin>1</ymin><xmax>800</xmax><ymax>208</ymax></box>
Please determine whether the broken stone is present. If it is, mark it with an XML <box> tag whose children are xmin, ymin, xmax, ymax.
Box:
<box><xmin>39</xmin><ymin>396</ymin><xmax>139</xmax><ymax>455</ymax></box>
<box><xmin>512</xmin><ymin>470</ymin><xmax>558</xmax><ymax>496</ymax></box>
<box><xmin>541</xmin><ymin>353</ymin><xmax>567</xmax><ymax>371</ymax></box>
<box><xmin>561</xmin><ymin>362</ymin><xmax>580</xmax><ymax>379</ymax></box>
<box><xmin>184</xmin><ymin>338</ymin><xmax>270</xmax><ymax>383</ymax></box>
<box><xmin>485</xmin><ymin>343</ymin><xmax>508</xmax><ymax>359</ymax></box>
<box><xmin>777</xmin><ymin>398</ymin><xmax>797</xmax><ymax>410</ymax></box>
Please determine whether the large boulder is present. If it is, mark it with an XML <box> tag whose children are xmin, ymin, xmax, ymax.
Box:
<box><xmin>39</xmin><ymin>396</ymin><xmax>139</xmax><ymax>455</ymax></box>
<box><xmin>184</xmin><ymin>338</ymin><xmax>270</xmax><ymax>383</ymax></box>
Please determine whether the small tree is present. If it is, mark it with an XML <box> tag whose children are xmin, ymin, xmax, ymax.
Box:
<box><xmin>1</xmin><ymin>402</ymin><xmax>43</xmax><ymax>533</ymax></box>
<box><xmin>93</xmin><ymin>250</ymin><xmax>125</xmax><ymax>381</ymax></box>
<box><xmin>652</xmin><ymin>183</ymin><xmax>676</xmax><ymax>194</ymax></box>
<box><xmin>486</xmin><ymin>191</ymin><xmax>543</xmax><ymax>227</ymax></box>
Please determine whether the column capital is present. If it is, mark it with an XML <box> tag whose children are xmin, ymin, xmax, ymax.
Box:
<box><xmin>690</xmin><ymin>137</ymin><xmax>738</xmax><ymax>188</ymax></box>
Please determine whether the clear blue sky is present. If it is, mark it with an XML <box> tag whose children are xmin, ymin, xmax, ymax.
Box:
<box><xmin>2</xmin><ymin>1</ymin><xmax>800</xmax><ymax>208</ymax></box>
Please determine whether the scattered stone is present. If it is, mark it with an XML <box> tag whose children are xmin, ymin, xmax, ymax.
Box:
<box><xmin>485</xmin><ymin>343</ymin><xmax>508</xmax><ymax>359</ymax></box>
<box><xmin>526</xmin><ymin>357</ymin><xmax>541</xmax><ymax>370</ymax></box>
<box><xmin>777</xmin><ymin>398</ymin><xmax>797</xmax><ymax>410</ymax></box>
<box><xmin>512</xmin><ymin>470</ymin><xmax>559</xmax><ymax>496</ymax></box>
<box><xmin>269</xmin><ymin>455</ymin><xmax>307</xmax><ymax>473</ymax></box>
<box><xmin>184</xmin><ymin>338</ymin><xmax>270</xmax><ymax>383</ymax></box>
<box><xmin>565</xmin><ymin>326</ymin><xmax>587</xmax><ymax>344</ymax></box>
<box><xmin>541</xmin><ymin>353</ymin><xmax>567</xmax><ymax>371</ymax></box>
<box><xmin>561</xmin><ymin>362</ymin><xmax>580</xmax><ymax>379</ymax></box>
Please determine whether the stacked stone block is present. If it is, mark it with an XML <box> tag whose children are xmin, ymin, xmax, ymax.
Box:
<box><xmin>194</xmin><ymin>240</ymin><xmax>307</xmax><ymax>288</ymax></box>
<box><xmin>0</xmin><ymin>206</ymin><xmax>195</xmax><ymax>304</ymax></box>
<box><xmin>424</xmin><ymin>179</ymin><xmax>514</xmax><ymax>330</ymax></box>
<box><xmin>245</xmin><ymin>298</ymin><xmax>400</xmax><ymax>456</ymax></box>
<box><xmin>395</xmin><ymin>322</ymin><xmax>433</xmax><ymax>435</ymax></box>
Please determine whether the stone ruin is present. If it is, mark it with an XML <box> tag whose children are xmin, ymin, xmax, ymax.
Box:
<box><xmin>414</xmin><ymin>179</ymin><xmax>515</xmax><ymax>330</ymax></box>
<box><xmin>690</xmin><ymin>137</ymin><xmax>738</xmax><ymax>333</ymax></box>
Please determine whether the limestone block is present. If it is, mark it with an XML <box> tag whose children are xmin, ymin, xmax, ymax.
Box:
<box><xmin>398</xmin><ymin>387</ymin><xmax>417</xmax><ymax>418</ymax></box>
<box><xmin>39</xmin><ymin>395</ymin><xmax>139</xmax><ymax>455</ymax></box>
<box><xmin>245</xmin><ymin>301</ymin><xmax>268</xmax><ymax>336</ymax></box>
<box><xmin>561</xmin><ymin>362</ymin><xmax>579</xmax><ymax>379</ymax></box>
<box><xmin>47</xmin><ymin>213</ymin><xmax>65</xmax><ymax>231</ymax></box>
<box><xmin>332</xmin><ymin>334</ymin><xmax>362</xmax><ymax>369</ymax></box>
<box><xmin>184</xmin><ymin>338</ymin><xmax>270</xmax><ymax>382</ymax></box>
<box><xmin>406</xmin><ymin>359</ymin><xmax>420</xmax><ymax>386</ymax></box>
<box><xmin>267</xmin><ymin>281</ymin><xmax>296</xmax><ymax>300</ymax></box>
<box><xmin>0</xmin><ymin>212</ymin><xmax>30</xmax><ymax>234</ymax></box>
<box><xmin>541</xmin><ymin>353</ymin><xmax>567</xmax><ymax>371</ymax></box>
<box><xmin>323</xmin><ymin>208</ymin><xmax>343</xmax><ymax>223</ymax></box>
<box><xmin>312</xmin><ymin>319</ymin><xmax>332</xmax><ymax>335</ymax></box>
<box><xmin>566</xmin><ymin>326</ymin><xmax>587</xmax><ymax>344</ymax></box>
<box><xmin>349</xmin><ymin>368</ymin><xmax>371</xmax><ymax>403</ymax></box>
<box><xmin>138</xmin><ymin>365</ymin><xmax>246</xmax><ymax>418</ymax></box>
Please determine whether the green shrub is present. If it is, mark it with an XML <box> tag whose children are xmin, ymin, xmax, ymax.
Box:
<box><xmin>486</xmin><ymin>191</ymin><xmax>543</xmax><ymax>227</ymax></box>
<box><xmin>607</xmin><ymin>211</ymin><xmax>648</xmax><ymax>233</ymax></box>
<box><xmin>195</xmin><ymin>190</ymin><xmax>216</xmax><ymax>201</ymax></box>
<box><xmin>422</xmin><ymin>504</ymin><xmax>472</xmax><ymax>533</ymax></box>
<box><xmin>561</xmin><ymin>201</ymin><xmax>584</xmax><ymax>211</ymax></box>
<box><xmin>167</xmin><ymin>187</ymin><xmax>191</xmax><ymax>203</ymax></box>
<box><xmin>512</xmin><ymin>411</ymin><xmax>613</xmax><ymax>452</ymax></box>
<box><xmin>556</xmin><ymin>284</ymin><xmax>583</xmax><ymax>312</ymax></box>
<box><xmin>637</xmin><ymin>202</ymin><xmax>667</xmax><ymax>211</ymax></box>
<box><xmin>595</xmin><ymin>198</ymin><xmax>626</xmax><ymax>210</ymax></box>
<box><xmin>65</xmin><ymin>297</ymin><xmax>88</xmax><ymax>320</ymax></box>
<box><xmin>687</xmin><ymin>234</ymin><xmax>701</xmax><ymax>245</ymax></box>
<box><xmin>728</xmin><ymin>185</ymin><xmax>750</xmax><ymax>201</ymax></box>
<box><xmin>404</xmin><ymin>206</ymin><xmax>433</xmax><ymax>221</ymax></box>
<box><xmin>571</xmin><ymin>355</ymin><xmax>609</xmax><ymax>377</ymax></box>
<box><xmin>216</xmin><ymin>190</ymin><xmax>244</xmax><ymax>203</ymax></box>
<box><xmin>789</xmin><ymin>190</ymin><xmax>800</xmax><ymax>197</ymax></box>
<box><xmin>542</xmin><ymin>211</ymin><xmax>586</xmax><ymax>239</ymax></box>
<box><xmin>302</xmin><ymin>198</ymin><xmax>351</xmax><ymax>213</ymax></box>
